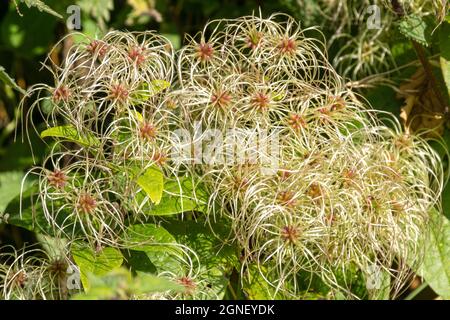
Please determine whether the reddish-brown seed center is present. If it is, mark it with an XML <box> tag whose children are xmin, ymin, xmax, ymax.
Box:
<box><xmin>86</xmin><ymin>40</ymin><xmax>108</xmax><ymax>57</ymax></box>
<box><xmin>48</xmin><ymin>170</ymin><xmax>68</xmax><ymax>189</ymax></box>
<box><xmin>318</xmin><ymin>107</ymin><xmax>330</xmax><ymax>115</ymax></box>
<box><xmin>152</xmin><ymin>152</ymin><xmax>167</xmax><ymax>166</ymax></box>
<box><xmin>278</xmin><ymin>38</ymin><xmax>296</xmax><ymax>55</ymax></box>
<box><xmin>77</xmin><ymin>193</ymin><xmax>97</xmax><ymax>214</ymax></box>
<box><xmin>318</xmin><ymin>107</ymin><xmax>331</xmax><ymax>124</ymax></box>
<box><xmin>277</xmin><ymin>190</ymin><xmax>297</xmax><ymax>207</ymax></box>
<box><xmin>128</xmin><ymin>46</ymin><xmax>146</xmax><ymax>65</ymax></box>
<box><xmin>287</xmin><ymin>113</ymin><xmax>306</xmax><ymax>131</ymax></box>
<box><xmin>330</xmin><ymin>96</ymin><xmax>346</xmax><ymax>112</ymax></box>
<box><xmin>53</xmin><ymin>86</ymin><xmax>70</xmax><ymax>103</ymax></box>
<box><xmin>232</xmin><ymin>176</ymin><xmax>249</xmax><ymax>192</ymax></box>
<box><xmin>342</xmin><ymin>168</ymin><xmax>355</xmax><ymax>180</ymax></box>
<box><xmin>277</xmin><ymin>168</ymin><xmax>293</xmax><ymax>181</ymax></box>
<box><xmin>196</xmin><ymin>42</ymin><xmax>214</xmax><ymax>62</ymax></box>
<box><xmin>177</xmin><ymin>276</ymin><xmax>196</xmax><ymax>294</ymax></box>
<box><xmin>110</xmin><ymin>84</ymin><xmax>129</xmax><ymax>102</ymax></box>
<box><xmin>251</xmin><ymin>92</ymin><xmax>270</xmax><ymax>111</ymax></box>
<box><xmin>48</xmin><ymin>259</ymin><xmax>68</xmax><ymax>276</ymax></box>
<box><xmin>280</xmin><ymin>225</ymin><xmax>299</xmax><ymax>243</ymax></box>
<box><xmin>342</xmin><ymin>168</ymin><xmax>356</xmax><ymax>188</ymax></box>
<box><xmin>211</xmin><ymin>91</ymin><xmax>232</xmax><ymax>108</ymax></box>
<box><xmin>13</xmin><ymin>271</ymin><xmax>27</xmax><ymax>288</ymax></box>
<box><xmin>307</xmin><ymin>183</ymin><xmax>322</xmax><ymax>199</ymax></box>
<box><xmin>139</xmin><ymin>122</ymin><xmax>157</xmax><ymax>140</ymax></box>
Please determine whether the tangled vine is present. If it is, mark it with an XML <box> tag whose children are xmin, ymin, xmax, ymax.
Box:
<box><xmin>1</xmin><ymin>13</ymin><xmax>445</xmax><ymax>300</ymax></box>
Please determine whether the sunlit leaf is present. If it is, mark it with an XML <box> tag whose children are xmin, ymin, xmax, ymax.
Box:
<box><xmin>137</xmin><ymin>166</ymin><xmax>164</xmax><ymax>205</ymax></box>
<box><xmin>40</xmin><ymin>125</ymin><xmax>101</xmax><ymax>147</ymax></box>
<box><xmin>124</xmin><ymin>224</ymin><xmax>182</xmax><ymax>274</ymax></box>
<box><xmin>150</xmin><ymin>177</ymin><xmax>206</xmax><ymax>216</ymax></box>
<box><xmin>131</xmin><ymin>80</ymin><xmax>170</xmax><ymax>103</ymax></box>
<box><xmin>243</xmin><ymin>265</ymin><xmax>275</xmax><ymax>300</ymax></box>
<box><xmin>72</xmin><ymin>268</ymin><xmax>182</xmax><ymax>299</ymax></box>
<box><xmin>0</xmin><ymin>171</ymin><xmax>32</xmax><ymax>214</ymax></box>
<box><xmin>416</xmin><ymin>209</ymin><xmax>450</xmax><ymax>299</ymax></box>
<box><xmin>134</xmin><ymin>271</ymin><xmax>183</xmax><ymax>294</ymax></box>
<box><xmin>126</xmin><ymin>0</ymin><xmax>163</xmax><ymax>26</ymax></box>
<box><xmin>72</xmin><ymin>245</ymin><xmax>123</xmax><ymax>292</ymax></box>
<box><xmin>76</xmin><ymin>0</ymin><xmax>113</xmax><ymax>26</ymax></box>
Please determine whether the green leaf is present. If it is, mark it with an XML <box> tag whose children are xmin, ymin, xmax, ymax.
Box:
<box><xmin>0</xmin><ymin>132</ymin><xmax>46</xmax><ymax>171</ymax></box>
<box><xmin>72</xmin><ymin>17</ymin><xmax>104</xmax><ymax>43</ymax></box>
<box><xmin>161</xmin><ymin>33</ymin><xmax>180</xmax><ymax>50</ymax></box>
<box><xmin>71</xmin><ymin>245</ymin><xmax>123</xmax><ymax>292</ymax></box>
<box><xmin>133</xmin><ymin>271</ymin><xmax>184</xmax><ymax>294</ymax></box>
<box><xmin>76</xmin><ymin>0</ymin><xmax>114</xmax><ymax>25</ymax></box>
<box><xmin>0</xmin><ymin>171</ymin><xmax>32</xmax><ymax>214</ymax></box>
<box><xmin>125</xmin><ymin>0</ymin><xmax>163</xmax><ymax>26</ymax></box>
<box><xmin>40</xmin><ymin>125</ymin><xmax>100</xmax><ymax>147</ymax></box>
<box><xmin>131</xmin><ymin>80</ymin><xmax>170</xmax><ymax>102</ymax></box>
<box><xmin>123</xmin><ymin>250</ymin><xmax>157</xmax><ymax>274</ymax></box>
<box><xmin>3</xmin><ymin>183</ymin><xmax>57</xmax><ymax>235</ymax></box>
<box><xmin>365</xmin><ymin>85</ymin><xmax>402</xmax><ymax>123</ymax></box>
<box><xmin>124</xmin><ymin>224</ymin><xmax>182</xmax><ymax>274</ymax></box>
<box><xmin>243</xmin><ymin>264</ymin><xmax>275</xmax><ymax>299</ymax></box>
<box><xmin>124</xmin><ymin>223</ymin><xmax>177</xmax><ymax>249</ymax></box>
<box><xmin>163</xmin><ymin>219</ymin><xmax>238</xmax><ymax>299</ymax></box>
<box><xmin>398</xmin><ymin>14</ymin><xmax>432</xmax><ymax>47</ymax></box>
<box><xmin>163</xmin><ymin>219</ymin><xmax>237</xmax><ymax>269</ymax></box>
<box><xmin>73</xmin><ymin>268</ymin><xmax>133</xmax><ymax>299</ymax></box>
<box><xmin>439</xmin><ymin>22</ymin><xmax>450</xmax><ymax>98</ymax></box>
<box><xmin>417</xmin><ymin>210</ymin><xmax>450</xmax><ymax>299</ymax></box>
<box><xmin>137</xmin><ymin>166</ymin><xmax>164</xmax><ymax>205</ymax></box>
<box><xmin>367</xmin><ymin>270</ymin><xmax>391</xmax><ymax>300</ymax></box>
<box><xmin>150</xmin><ymin>177</ymin><xmax>205</xmax><ymax>216</ymax></box>
<box><xmin>0</xmin><ymin>66</ymin><xmax>26</xmax><ymax>95</ymax></box>
<box><xmin>72</xmin><ymin>267</ymin><xmax>182</xmax><ymax>299</ymax></box>
<box><xmin>20</xmin><ymin>0</ymin><xmax>63</xmax><ymax>19</ymax></box>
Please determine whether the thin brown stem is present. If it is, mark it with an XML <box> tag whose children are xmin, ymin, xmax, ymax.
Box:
<box><xmin>390</xmin><ymin>0</ymin><xmax>449</xmax><ymax>113</ymax></box>
<box><xmin>411</xmin><ymin>41</ymin><xmax>449</xmax><ymax>113</ymax></box>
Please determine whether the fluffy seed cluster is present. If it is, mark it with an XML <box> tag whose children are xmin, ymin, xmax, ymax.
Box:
<box><xmin>22</xmin><ymin>31</ymin><xmax>180</xmax><ymax>247</ymax></box>
<box><xmin>381</xmin><ymin>0</ymin><xmax>448</xmax><ymax>20</ymax></box>
<box><xmin>15</xmin><ymin>31</ymin><xmax>214</xmax><ymax>300</ymax></box>
<box><xmin>293</xmin><ymin>0</ymin><xmax>448</xmax><ymax>80</ymax></box>
<box><xmin>173</xmin><ymin>14</ymin><xmax>444</xmax><ymax>298</ymax></box>
<box><xmin>291</xmin><ymin>0</ymin><xmax>394</xmax><ymax>79</ymax></box>
<box><xmin>0</xmin><ymin>245</ymin><xmax>71</xmax><ymax>300</ymax></box>
<box><xmin>6</xmin><ymin>14</ymin><xmax>445</xmax><ymax>300</ymax></box>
